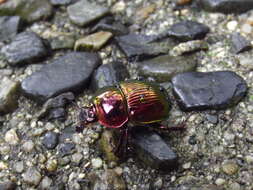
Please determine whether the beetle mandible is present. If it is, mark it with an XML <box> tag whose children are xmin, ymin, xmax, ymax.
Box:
<box><xmin>76</xmin><ymin>80</ymin><xmax>171</xmax><ymax>154</ymax></box>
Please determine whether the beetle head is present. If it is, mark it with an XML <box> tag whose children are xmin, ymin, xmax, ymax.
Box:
<box><xmin>76</xmin><ymin>104</ymin><xmax>97</xmax><ymax>133</ymax></box>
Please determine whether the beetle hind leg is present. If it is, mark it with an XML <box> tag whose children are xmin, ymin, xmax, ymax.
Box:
<box><xmin>113</xmin><ymin>126</ymin><xmax>130</xmax><ymax>159</ymax></box>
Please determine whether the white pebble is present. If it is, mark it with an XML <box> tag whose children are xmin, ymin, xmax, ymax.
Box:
<box><xmin>227</xmin><ymin>20</ymin><xmax>238</xmax><ymax>31</ymax></box>
<box><xmin>91</xmin><ymin>157</ymin><xmax>103</xmax><ymax>169</ymax></box>
<box><xmin>5</xmin><ymin>129</ymin><xmax>19</xmax><ymax>145</ymax></box>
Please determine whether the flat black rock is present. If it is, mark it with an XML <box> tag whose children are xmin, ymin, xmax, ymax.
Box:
<box><xmin>231</xmin><ymin>32</ymin><xmax>251</xmax><ymax>54</ymax></box>
<box><xmin>172</xmin><ymin>71</ymin><xmax>247</xmax><ymax>111</ymax></box>
<box><xmin>115</xmin><ymin>34</ymin><xmax>171</xmax><ymax>61</ymax></box>
<box><xmin>21</xmin><ymin>52</ymin><xmax>101</xmax><ymax>103</ymax></box>
<box><xmin>37</xmin><ymin>92</ymin><xmax>75</xmax><ymax>121</ymax></box>
<box><xmin>132</xmin><ymin>128</ymin><xmax>178</xmax><ymax>171</ymax></box>
<box><xmin>58</xmin><ymin>143</ymin><xmax>75</xmax><ymax>157</ymax></box>
<box><xmin>167</xmin><ymin>20</ymin><xmax>210</xmax><ymax>42</ymax></box>
<box><xmin>198</xmin><ymin>0</ymin><xmax>253</xmax><ymax>14</ymax></box>
<box><xmin>137</xmin><ymin>54</ymin><xmax>197</xmax><ymax>82</ymax></box>
<box><xmin>42</xmin><ymin>131</ymin><xmax>59</xmax><ymax>150</ymax></box>
<box><xmin>91</xmin><ymin>16</ymin><xmax>129</xmax><ymax>35</ymax></box>
<box><xmin>1</xmin><ymin>31</ymin><xmax>49</xmax><ymax>66</ymax></box>
<box><xmin>90</xmin><ymin>61</ymin><xmax>129</xmax><ymax>91</ymax></box>
<box><xmin>0</xmin><ymin>16</ymin><xmax>21</xmax><ymax>42</ymax></box>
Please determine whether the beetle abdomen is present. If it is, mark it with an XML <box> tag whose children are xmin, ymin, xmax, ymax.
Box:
<box><xmin>93</xmin><ymin>87</ymin><xmax>128</xmax><ymax>128</ymax></box>
<box><xmin>119</xmin><ymin>81</ymin><xmax>170</xmax><ymax>125</ymax></box>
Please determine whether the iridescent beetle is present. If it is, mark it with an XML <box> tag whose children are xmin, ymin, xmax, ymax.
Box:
<box><xmin>76</xmin><ymin>80</ymin><xmax>171</xmax><ymax>154</ymax></box>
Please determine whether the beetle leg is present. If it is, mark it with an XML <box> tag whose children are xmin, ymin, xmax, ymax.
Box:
<box><xmin>157</xmin><ymin>113</ymin><xmax>194</xmax><ymax>131</ymax></box>
<box><xmin>113</xmin><ymin>126</ymin><xmax>130</xmax><ymax>158</ymax></box>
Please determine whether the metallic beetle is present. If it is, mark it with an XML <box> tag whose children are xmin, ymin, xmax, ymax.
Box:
<box><xmin>77</xmin><ymin>80</ymin><xmax>170</xmax><ymax>131</ymax></box>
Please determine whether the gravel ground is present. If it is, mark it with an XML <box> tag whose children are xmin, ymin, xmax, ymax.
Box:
<box><xmin>0</xmin><ymin>0</ymin><xmax>253</xmax><ymax>190</ymax></box>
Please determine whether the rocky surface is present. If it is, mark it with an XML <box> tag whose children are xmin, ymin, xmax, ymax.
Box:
<box><xmin>0</xmin><ymin>77</ymin><xmax>20</xmax><ymax>114</ymax></box>
<box><xmin>198</xmin><ymin>0</ymin><xmax>253</xmax><ymax>14</ymax></box>
<box><xmin>1</xmin><ymin>31</ymin><xmax>49</xmax><ymax>65</ymax></box>
<box><xmin>21</xmin><ymin>52</ymin><xmax>101</xmax><ymax>103</ymax></box>
<box><xmin>0</xmin><ymin>16</ymin><xmax>21</xmax><ymax>42</ymax></box>
<box><xmin>0</xmin><ymin>0</ymin><xmax>253</xmax><ymax>189</ymax></box>
<box><xmin>67</xmin><ymin>0</ymin><xmax>109</xmax><ymax>26</ymax></box>
<box><xmin>91</xmin><ymin>16</ymin><xmax>129</xmax><ymax>35</ymax></box>
<box><xmin>36</xmin><ymin>92</ymin><xmax>75</xmax><ymax>121</ymax></box>
<box><xmin>74</xmin><ymin>31</ymin><xmax>113</xmax><ymax>51</ymax></box>
<box><xmin>137</xmin><ymin>54</ymin><xmax>197</xmax><ymax>82</ymax></box>
<box><xmin>172</xmin><ymin>71</ymin><xmax>247</xmax><ymax>111</ymax></box>
<box><xmin>115</xmin><ymin>34</ymin><xmax>172</xmax><ymax>61</ymax></box>
<box><xmin>91</xmin><ymin>61</ymin><xmax>129</xmax><ymax>91</ymax></box>
<box><xmin>50</xmin><ymin>0</ymin><xmax>71</xmax><ymax>6</ymax></box>
<box><xmin>132</xmin><ymin>128</ymin><xmax>178</xmax><ymax>171</ymax></box>
<box><xmin>167</xmin><ymin>20</ymin><xmax>210</xmax><ymax>42</ymax></box>
<box><xmin>230</xmin><ymin>32</ymin><xmax>251</xmax><ymax>54</ymax></box>
<box><xmin>0</xmin><ymin>0</ymin><xmax>52</xmax><ymax>23</ymax></box>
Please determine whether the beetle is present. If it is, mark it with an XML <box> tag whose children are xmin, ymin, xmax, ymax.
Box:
<box><xmin>75</xmin><ymin>80</ymin><xmax>172</xmax><ymax>155</ymax></box>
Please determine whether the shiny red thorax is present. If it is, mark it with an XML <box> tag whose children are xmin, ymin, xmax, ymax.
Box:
<box><xmin>90</xmin><ymin>81</ymin><xmax>170</xmax><ymax>128</ymax></box>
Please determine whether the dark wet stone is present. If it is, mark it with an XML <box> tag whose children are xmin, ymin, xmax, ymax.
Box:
<box><xmin>67</xmin><ymin>0</ymin><xmax>109</xmax><ymax>27</ymax></box>
<box><xmin>88</xmin><ymin>169</ymin><xmax>126</xmax><ymax>190</ymax></box>
<box><xmin>92</xmin><ymin>16</ymin><xmax>129</xmax><ymax>35</ymax></box>
<box><xmin>46</xmin><ymin>32</ymin><xmax>75</xmax><ymax>50</ymax></box>
<box><xmin>172</xmin><ymin>71</ymin><xmax>247</xmax><ymax>111</ymax></box>
<box><xmin>206</xmin><ymin>114</ymin><xmax>218</xmax><ymax>124</ymax></box>
<box><xmin>50</xmin><ymin>0</ymin><xmax>71</xmax><ymax>6</ymax></box>
<box><xmin>91</xmin><ymin>61</ymin><xmax>129</xmax><ymax>91</ymax></box>
<box><xmin>0</xmin><ymin>180</ymin><xmax>16</xmax><ymax>190</ymax></box>
<box><xmin>0</xmin><ymin>0</ymin><xmax>52</xmax><ymax>23</ymax></box>
<box><xmin>188</xmin><ymin>135</ymin><xmax>197</xmax><ymax>145</ymax></box>
<box><xmin>167</xmin><ymin>20</ymin><xmax>210</xmax><ymax>42</ymax></box>
<box><xmin>59</xmin><ymin>127</ymin><xmax>76</xmax><ymax>143</ymax></box>
<box><xmin>137</xmin><ymin>54</ymin><xmax>197</xmax><ymax>82</ymax></box>
<box><xmin>115</xmin><ymin>34</ymin><xmax>172</xmax><ymax>61</ymax></box>
<box><xmin>0</xmin><ymin>78</ymin><xmax>20</xmax><ymax>115</ymax></box>
<box><xmin>58</xmin><ymin>143</ymin><xmax>75</xmax><ymax>157</ymax></box>
<box><xmin>37</xmin><ymin>92</ymin><xmax>75</xmax><ymax>121</ymax></box>
<box><xmin>21</xmin><ymin>52</ymin><xmax>101</xmax><ymax>103</ymax></box>
<box><xmin>198</xmin><ymin>0</ymin><xmax>253</xmax><ymax>14</ymax></box>
<box><xmin>231</xmin><ymin>32</ymin><xmax>251</xmax><ymax>54</ymax></box>
<box><xmin>1</xmin><ymin>31</ymin><xmax>49</xmax><ymax>66</ymax></box>
<box><xmin>42</xmin><ymin>131</ymin><xmax>59</xmax><ymax>150</ymax></box>
<box><xmin>132</xmin><ymin>128</ymin><xmax>178</xmax><ymax>171</ymax></box>
<box><xmin>0</xmin><ymin>16</ymin><xmax>21</xmax><ymax>42</ymax></box>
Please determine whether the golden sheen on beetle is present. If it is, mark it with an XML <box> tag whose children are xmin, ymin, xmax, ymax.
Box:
<box><xmin>76</xmin><ymin>80</ymin><xmax>170</xmax><ymax>154</ymax></box>
<box><xmin>77</xmin><ymin>80</ymin><xmax>170</xmax><ymax>129</ymax></box>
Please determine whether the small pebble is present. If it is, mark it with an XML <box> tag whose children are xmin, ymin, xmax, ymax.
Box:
<box><xmin>182</xmin><ymin>162</ymin><xmax>191</xmax><ymax>169</ymax></box>
<box><xmin>229</xmin><ymin>182</ymin><xmax>241</xmax><ymax>190</ymax></box>
<box><xmin>227</xmin><ymin>20</ymin><xmax>238</xmax><ymax>31</ymax></box>
<box><xmin>72</xmin><ymin>153</ymin><xmax>83</xmax><ymax>164</ymax></box>
<box><xmin>22</xmin><ymin>167</ymin><xmax>42</xmax><ymax>186</ymax></box>
<box><xmin>215</xmin><ymin>178</ymin><xmax>226</xmax><ymax>186</ymax></box>
<box><xmin>0</xmin><ymin>161</ymin><xmax>8</xmax><ymax>170</ymax></box>
<box><xmin>40</xmin><ymin>176</ymin><xmax>53</xmax><ymax>189</ymax></box>
<box><xmin>241</xmin><ymin>23</ymin><xmax>252</xmax><ymax>34</ymax></box>
<box><xmin>22</xmin><ymin>140</ymin><xmax>35</xmax><ymax>152</ymax></box>
<box><xmin>111</xmin><ymin>1</ymin><xmax>126</xmax><ymax>13</ymax></box>
<box><xmin>5</xmin><ymin>129</ymin><xmax>19</xmax><ymax>145</ymax></box>
<box><xmin>91</xmin><ymin>157</ymin><xmax>103</xmax><ymax>169</ymax></box>
<box><xmin>13</xmin><ymin>161</ymin><xmax>24</xmax><ymax>173</ymax></box>
<box><xmin>222</xmin><ymin>161</ymin><xmax>239</xmax><ymax>175</ymax></box>
<box><xmin>46</xmin><ymin>159</ymin><xmax>58</xmax><ymax>172</ymax></box>
<box><xmin>245</xmin><ymin>155</ymin><xmax>253</xmax><ymax>164</ymax></box>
